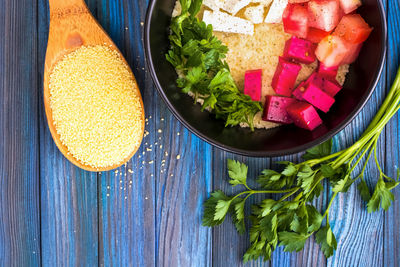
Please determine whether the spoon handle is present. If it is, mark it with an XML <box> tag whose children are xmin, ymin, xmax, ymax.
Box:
<box><xmin>48</xmin><ymin>0</ymin><xmax>88</xmax><ymax>16</ymax></box>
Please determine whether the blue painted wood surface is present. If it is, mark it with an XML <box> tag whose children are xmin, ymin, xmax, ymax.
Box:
<box><xmin>0</xmin><ymin>0</ymin><xmax>399</xmax><ymax>266</ymax></box>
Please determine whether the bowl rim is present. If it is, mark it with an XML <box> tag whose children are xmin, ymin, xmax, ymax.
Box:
<box><xmin>144</xmin><ymin>0</ymin><xmax>387</xmax><ymax>157</ymax></box>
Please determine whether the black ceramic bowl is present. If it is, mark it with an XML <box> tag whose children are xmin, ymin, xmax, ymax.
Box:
<box><xmin>144</xmin><ymin>0</ymin><xmax>387</xmax><ymax>157</ymax></box>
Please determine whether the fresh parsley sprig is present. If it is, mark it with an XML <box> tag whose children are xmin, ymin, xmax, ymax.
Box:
<box><xmin>166</xmin><ymin>0</ymin><xmax>262</xmax><ymax>130</ymax></box>
<box><xmin>203</xmin><ymin>67</ymin><xmax>400</xmax><ymax>262</ymax></box>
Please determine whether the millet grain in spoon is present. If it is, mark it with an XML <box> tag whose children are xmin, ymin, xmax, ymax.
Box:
<box><xmin>49</xmin><ymin>45</ymin><xmax>143</xmax><ymax>169</ymax></box>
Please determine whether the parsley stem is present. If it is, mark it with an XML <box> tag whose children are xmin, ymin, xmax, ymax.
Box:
<box><xmin>373</xmin><ymin>138</ymin><xmax>384</xmax><ymax>175</ymax></box>
<box><xmin>279</xmin><ymin>188</ymin><xmax>301</xmax><ymax>201</ymax></box>
<box><xmin>244</xmin><ymin>184</ymin><xmax>252</xmax><ymax>191</ymax></box>
<box><xmin>307</xmin><ymin>172</ymin><xmax>325</xmax><ymax>197</ymax></box>
<box><xmin>363</xmin><ymin>68</ymin><xmax>400</xmax><ymax>134</ymax></box>
<box><xmin>348</xmin><ymin>135</ymin><xmax>378</xmax><ymax>174</ymax></box>
<box><xmin>323</xmin><ymin>192</ymin><xmax>338</xmax><ymax>219</ymax></box>
<box><xmin>231</xmin><ymin>187</ymin><xmax>301</xmax><ymax>202</ymax></box>
<box><xmin>250</xmin><ymin>187</ymin><xmax>300</xmax><ymax>195</ymax></box>
<box><xmin>357</xmin><ymin>142</ymin><xmax>375</xmax><ymax>179</ymax></box>
<box><xmin>306</xmin><ymin>151</ymin><xmax>343</xmax><ymax>167</ymax></box>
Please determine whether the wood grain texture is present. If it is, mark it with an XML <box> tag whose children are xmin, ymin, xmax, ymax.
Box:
<box><xmin>95</xmin><ymin>1</ymin><xmax>212</xmax><ymax>266</ymax></box>
<box><xmin>0</xmin><ymin>0</ymin><xmax>41</xmax><ymax>266</ymax></box>
<box><xmin>384</xmin><ymin>0</ymin><xmax>400</xmax><ymax>266</ymax></box>
<box><xmin>38</xmin><ymin>1</ymin><xmax>99</xmax><ymax>266</ymax></box>
<box><xmin>0</xmin><ymin>0</ymin><xmax>399</xmax><ymax>266</ymax></box>
<box><xmin>326</xmin><ymin>2</ymin><xmax>388</xmax><ymax>265</ymax></box>
<box><xmin>327</xmin><ymin>76</ymin><xmax>386</xmax><ymax>267</ymax></box>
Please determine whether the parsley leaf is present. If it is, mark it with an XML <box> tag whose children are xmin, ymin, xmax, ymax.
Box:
<box><xmin>259</xmin><ymin>199</ymin><xmax>276</xmax><ymax>217</ymax></box>
<box><xmin>321</xmin><ymin>164</ymin><xmax>335</xmax><ymax>177</ymax></box>
<box><xmin>316</xmin><ymin>225</ymin><xmax>337</xmax><ymax>258</ymax></box>
<box><xmin>297</xmin><ymin>164</ymin><xmax>315</xmax><ymax>193</ymax></box>
<box><xmin>257</xmin><ymin>169</ymin><xmax>284</xmax><ymax>189</ymax></box>
<box><xmin>332</xmin><ymin>175</ymin><xmax>352</xmax><ymax>193</ymax></box>
<box><xmin>188</xmin><ymin>0</ymin><xmax>202</xmax><ymax>16</ymax></box>
<box><xmin>227</xmin><ymin>159</ymin><xmax>248</xmax><ymax>187</ymax></box>
<box><xmin>166</xmin><ymin>1</ymin><xmax>262</xmax><ymax>130</ymax></box>
<box><xmin>290</xmin><ymin>214</ymin><xmax>308</xmax><ymax>234</ymax></box>
<box><xmin>358</xmin><ymin>179</ymin><xmax>372</xmax><ymax>202</ymax></box>
<box><xmin>231</xmin><ymin>198</ymin><xmax>246</xmax><ymax>234</ymax></box>
<box><xmin>202</xmin><ymin>190</ymin><xmax>232</xmax><ymax>227</ymax></box>
<box><xmin>306</xmin><ymin>205</ymin><xmax>323</xmax><ymax>232</ymax></box>
<box><xmin>367</xmin><ymin>177</ymin><xmax>396</xmax><ymax>212</ymax></box>
<box><xmin>303</xmin><ymin>140</ymin><xmax>333</xmax><ymax>160</ymax></box>
<box><xmin>215</xmin><ymin>199</ymin><xmax>233</xmax><ymax>221</ymax></box>
<box><xmin>278</xmin><ymin>231</ymin><xmax>308</xmax><ymax>252</ymax></box>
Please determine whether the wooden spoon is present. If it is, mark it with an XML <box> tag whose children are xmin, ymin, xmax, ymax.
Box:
<box><xmin>43</xmin><ymin>0</ymin><xmax>145</xmax><ymax>172</ymax></box>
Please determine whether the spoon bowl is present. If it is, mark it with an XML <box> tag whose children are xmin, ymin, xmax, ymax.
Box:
<box><xmin>44</xmin><ymin>0</ymin><xmax>145</xmax><ymax>171</ymax></box>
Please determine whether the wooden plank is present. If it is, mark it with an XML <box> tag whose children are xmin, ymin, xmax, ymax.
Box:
<box><xmin>96</xmin><ymin>0</ymin><xmax>213</xmax><ymax>266</ymax></box>
<box><xmin>327</xmin><ymin>79</ymin><xmax>386</xmax><ymax>267</ymax></box>
<box><xmin>0</xmin><ymin>0</ymin><xmax>41</xmax><ymax>265</ymax></box>
<box><xmin>211</xmin><ymin>154</ymin><xmax>272</xmax><ymax>267</ymax></box>
<box><xmin>384</xmin><ymin>0</ymin><xmax>400</xmax><ymax>265</ymax></box>
<box><xmin>96</xmin><ymin>1</ymin><xmax>156</xmax><ymax>265</ymax></box>
<box><xmin>38</xmin><ymin>1</ymin><xmax>99</xmax><ymax>266</ymax></box>
<box><xmin>327</xmin><ymin>1</ymin><xmax>387</xmax><ymax>265</ymax></box>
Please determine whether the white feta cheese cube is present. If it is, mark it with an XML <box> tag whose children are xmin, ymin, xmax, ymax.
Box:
<box><xmin>264</xmin><ymin>0</ymin><xmax>288</xmax><ymax>23</ymax></box>
<box><xmin>202</xmin><ymin>10</ymin><xmax>255</xmax><ymax>35</ymax></box>
<box><xmin>244</xmin><ymin>4</ymin><xmax>265</xmax><ymax>24</ymax></box>
<box><xmin>221</xmin><ymin>0</ymin><xmax>252</xmax><ymax>15</ymax></box>
<box><xmin>252</xmin><ymin>0</ymin><xmax>273</xmax><ymax>6</ymax></box>
<box><xmin>172</xmin><ymin>1</ymin><xmax>182</xmax><ymax>17</ymax></box>
<box><xmin>203</xmin><ymin>0</ymin><xmax>224</xmax><ymax>11</ymax></box>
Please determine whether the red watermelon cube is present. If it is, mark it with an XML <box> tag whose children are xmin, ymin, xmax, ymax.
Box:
<box><xmin>308</xmin><ymin>0</ymin><xmax>341</xmax><ymax>32</ymax></box>
<box><xmin>306</xmin><ymin>27</ymin><xmax>331</xmax><ymax>44</ymax></box>
<box><xmin>339</xmin><ymin>0</ymin><xmax>362</xmax><ymax>14</ymax></box>
<box><xmin>333</xmin><ymin>14</ymin><xmax>373</xmax><ymax>44</ymax></box>
<box><xmin>283</xmin><ymin>3</ymin><xmax>309</xmax><ymax>39</ymax></box>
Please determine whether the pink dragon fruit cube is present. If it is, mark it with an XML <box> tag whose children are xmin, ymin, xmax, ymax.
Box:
<box><xmin>271</xmin><ymin>57</ymin><xmax>302</xmax><ymax>97</ymax></box>
<box><xmin>323</xmin><ymin>79</ymin><xmax>342</xmax><ymax>96</ymax></box>
<box><xmin>302</xmin><ymin>81</ymin><xmax>335</xmax><ymax>112</ymax></box>
<box><xmin>293</xmin><ymin>81</ymin><xmax>307</xmax><ymax>100</ymax></box>
<box><xmin>317</xmin><ymin>62</ymin><xmax>338</xmax><ymax>80</ymax></box>
<box><xmin>292</xmin><ymin>73</ymin><xmax>323</xmax><ymax>100</ymax></box>
<box><xmin>244</xmin><ymin>69</ymin><xmax>263</xmax><ymax>101</ymax></box>
<box><xmin>262</xmin><ymin>96</ymin><xmax>298</xmax><ymax>124</ymax></box>
<box><xmin>287</xmin><ymin>102</ymin><xmax>323</xmax><ymax>130</ymax></box>
<box><xmin>283</xmin><ymin>36</ymin><xmax>317</xmax><ymax>64</ymax></box>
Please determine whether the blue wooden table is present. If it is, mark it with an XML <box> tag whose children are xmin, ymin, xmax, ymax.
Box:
<box><xmin>0</xmin><ymin>0</ymin><xmax>399</xmax><ymax>266</ymax></box>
